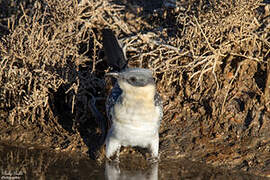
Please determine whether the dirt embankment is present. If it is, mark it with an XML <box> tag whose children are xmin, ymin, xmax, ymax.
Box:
<box><xmin>0</xmin><ymin>0</ymin><xmax>270</xmax><ymax>177</ymax></box>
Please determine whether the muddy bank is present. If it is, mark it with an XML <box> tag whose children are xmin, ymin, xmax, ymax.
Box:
<box><xmin>0</xmin><ymin>0</ymin><xmax>270</xmax><ymax>178</ymax></box>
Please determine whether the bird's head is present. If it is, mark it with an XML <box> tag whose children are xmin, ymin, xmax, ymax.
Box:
<box><xmin>106</xmin><ymin>68</ymin><xmax>156</xmax><ymax>98</ymax></box>
<box><xmin>106</xmin><ymin>68</ymin><xmax>155</xmax><ymax>86</ymax></box>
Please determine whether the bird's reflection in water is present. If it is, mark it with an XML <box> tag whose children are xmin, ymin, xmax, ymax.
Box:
<box><xmin>105</xmin><ymin>161</ymin><xmax>158</xmax><ymax>180</ymax></box>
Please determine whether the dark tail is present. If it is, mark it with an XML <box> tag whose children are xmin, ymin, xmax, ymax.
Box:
<box><xmin>102</xmin><ymin>29</ymin><xmax>127</xmax><ymax>71</ymax></box>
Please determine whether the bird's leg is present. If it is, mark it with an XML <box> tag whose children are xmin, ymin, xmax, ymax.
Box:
<box><xmin>148</xmin><ymin>136</ymin><xmax>159</xmax><ymax>163</ymax></box>
<box><xmin>106</xmin><ymin>137</ymin><xmax>121</xmax><ymax>162</ymax></box>
<box><xmin>114</xmin><ymin>148</ymin><xmax>120</xmax><ymax>163</ymax></box>
<box><xmin>105</xmin><ymin>159</ymin><xmax>120</xmax><ymax>178</ymax></box>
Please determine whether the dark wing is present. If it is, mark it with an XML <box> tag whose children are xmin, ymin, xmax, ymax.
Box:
<box><xmin>102</xmin><ymin>29</ymin><xmax>127</xmax><ymax>71</ymax></box>
<box><xmin>106</xmin><ymin>83</ymin><xmax>122</xmax><ymax>126</ymax></box>
<box><xmin>154</xmin><ymin>92</ymin><xmax>163</xmax><ymax>125</ymax></box>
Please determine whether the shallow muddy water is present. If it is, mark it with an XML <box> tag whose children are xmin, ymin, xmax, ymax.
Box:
<box><xmin>0</xmin><ymin>143</ymin><xmax>265</xmax><ymax>180</ymax></box>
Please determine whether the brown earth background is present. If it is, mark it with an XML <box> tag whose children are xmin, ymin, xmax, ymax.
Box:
<box><xmin>0</xmin><ymin>0</ymin><xmax>270</xmax><ymax>177</ymax></box>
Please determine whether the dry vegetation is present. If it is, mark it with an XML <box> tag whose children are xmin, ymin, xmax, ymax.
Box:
<box><xmin>0</xmin><ymin>0</ymin><xmax>270</xmax><ymax>177</ymax></box>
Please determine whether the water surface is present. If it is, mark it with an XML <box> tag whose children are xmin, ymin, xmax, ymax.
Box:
<box><xmin>0</xmin><ymin>143</ymin><xmax>263</xmax><ymax>180</ymax></box>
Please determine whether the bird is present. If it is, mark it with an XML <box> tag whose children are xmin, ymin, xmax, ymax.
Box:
<box><xmin>102</xmin><ymin>29</ymin><xmax>163</xmax><ymax>162</ymax></box>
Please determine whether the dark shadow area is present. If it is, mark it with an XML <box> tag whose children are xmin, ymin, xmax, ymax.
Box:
<box><xmin>109</xmin><ymin>0</ymin><xmax>181</xmax><ymax>38</ymax></box>
<box><xmin>48</xmin><ymin>85</ymin><xmax>75</xmax><ymax>134</ymax></box>
<box><xmin>234</xmin><ymin>98</ymin><xmax>245</xmax><ymax>112</ymax></box>
<box><xmin>202</xmin><ymin>98</ymin><xmax>213</xmax><ymax>117</ymax></box>
<box><xmin>0</xmin><ymin>0</ymin><xmax>42</xmax><ymax>37</ymax></box>
<box><xmin>258</xmin><ymin>109</ymin><xmax>265</xmax><ymax>131</ymax></box>
<box><xmin>244</xmin><ymin>110</ymin><xmax>253</xmax><ymax>130</ymax></box>
<box><xmin>75</xmin><ymin>30</ymin><xmax>109</xmax><ymax>159</ymax></box>
<box><xmin>48</xmin><ymin>60</ymin><xmax>108</xmax><ymax>159</ymax></box>
<box><xmin>47</xmin><ymin>29</ymin><xmax>109</xmax><ymax>159</ymax></box>
<box><xmin>112</xmin><ymin>0</ymin><xmax>163</xmax><ymax>13</ymax></box>
<box><xmin>254</xmin><ymin>63</ymin><xmax>267</xmax><ymax>93</ymax></box>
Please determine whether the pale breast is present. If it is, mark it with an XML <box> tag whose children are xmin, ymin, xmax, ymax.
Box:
<box><xmin>114</xmin><ymin>96</ymin><xmax>160</xmax><ymax>126</ymax></box>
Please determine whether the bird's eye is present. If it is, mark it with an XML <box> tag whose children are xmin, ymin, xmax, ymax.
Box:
<box><xmin>129</xmin><ymin>76</ymin><xmax>136</xmax><ymax>82</ymax></box>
